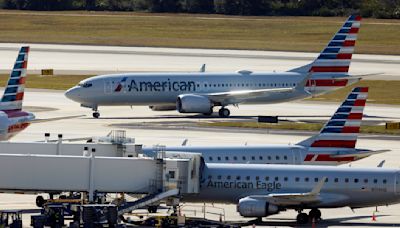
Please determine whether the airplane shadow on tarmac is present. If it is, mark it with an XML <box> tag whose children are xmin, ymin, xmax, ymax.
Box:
<box><xmin>237</xmin><ymin>214</ymin><xmax>398</xmax><ymax>227</ymax></box>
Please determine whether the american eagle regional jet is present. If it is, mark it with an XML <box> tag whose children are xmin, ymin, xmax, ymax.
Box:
<box><xmin>0</xmin><ymin>46</ymin><xmax>35</xmax><ymax>140</ymax></box>
<box><xmin>65</xmin><ymin>15</ymin><xmax>362</xmax><ymax>118</ymax></box>
<box><xmin>144</xmin><ymin>87</ymin><xmax>389</xmax><ymax>166</ymax></box>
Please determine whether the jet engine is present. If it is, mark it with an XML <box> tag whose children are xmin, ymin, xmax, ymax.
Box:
<box><xmin>176</xmin><ymin>94</ymin><xmax>212</xmax><ymax>114</ymax></box>
<box><xmin>237</xmin><ymin>197</ymin><xmax>279</xmax><ymax>217</ymax></box>
<box><xmin>149</xmin><ymin>105</ymin><xmax>177</xmax><ymax>111</ymax></box>
<box><xmin>0</xmin><ymin>111</ymin><xmax>9</xmax><ymax>136</ymax></box>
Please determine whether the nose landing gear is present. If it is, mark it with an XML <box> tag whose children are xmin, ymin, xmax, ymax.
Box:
<box><xmin>92</xmin><ymin>112</ymin><xmax>100</xmax><ymax>118</ymax></box>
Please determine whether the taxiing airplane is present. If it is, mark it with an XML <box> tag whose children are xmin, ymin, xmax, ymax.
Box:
<box><xmin>0</xmin><ymin>46</ymin><xmax>35</xmax><ymax>140</ymax></box>
<box><xmin>65</xmin><ymin>15</ymin><xmax>362</xmax><ymax>118</ymax></box>
<box><xmin>144</xmin><ymin>87</ymin><xmax>388</xmax><ymax>165</ymax></box>
<box><xmin>188</xmin><ymin>163</ymin><xmax>400</xmax><ymax>224</ymax></box>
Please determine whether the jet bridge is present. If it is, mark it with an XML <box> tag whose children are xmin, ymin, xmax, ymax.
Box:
<box><xmin>0</xmin><ymin>151</ymin><xmax>202</xmax><ymax>204</ymax></box>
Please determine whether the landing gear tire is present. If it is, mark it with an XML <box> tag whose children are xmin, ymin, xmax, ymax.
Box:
<box><xmin>148</xmin><ymin>205</ymin><xmax>158</xmax><ymax>213</ymax></box>
<box><xmin>93</xmin><ymin>112</ymin><xmax>100</xmax><ymax>118</ymax></box>
<box><xmin>36</xmin><ymin>195</ymin><xmax>45</xmax><ymax>208</ymax></box>
<box><xmin>218</xmin><ymin>108</ymin><xmax>230</xmax><ymax>117</ymax></box>
<box><xmin>296</xmin><ymin>212</ymin><xmax>309</xmax><ymax>224</ymax></box>
<box><xmin>309</xmin><ymin>208</ymin><xmax>321</xmax><ymax>221</ymax></box>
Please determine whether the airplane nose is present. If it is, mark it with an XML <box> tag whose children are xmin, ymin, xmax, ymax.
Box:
<box><xmin>65</xmin><ymin>87</ymin><xmax>81</xmax><ymax>102</ymax></box>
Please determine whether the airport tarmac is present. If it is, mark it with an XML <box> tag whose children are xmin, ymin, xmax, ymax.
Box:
<box><xmin>0</xmin><ymin>43</ymin><xmax>400</xmax><ymax>80</ymax></box>
<box><xmin>0</xmin><ymin>89</ymin><xmax>399</xmax><ymax>227</ymax></box>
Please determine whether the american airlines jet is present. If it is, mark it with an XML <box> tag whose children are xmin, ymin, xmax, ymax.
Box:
<box><xmin>188</xmin><ymin>163</ymin><xmax>400</xmax><ymax>224</ymax></box>
<box><xmin>0</xmin><ymin>46</ymin><xmax>35</xmax><ymax>140</ymax></box>
<box><xmin>65</xmin><ymin>15</ymin><xmax>362</xmax><ymax>118</ymax></box>
<box><xmin>145</xmin><ymin>87</ymin><xmax>388</xmax><ymax>165</ymax></box>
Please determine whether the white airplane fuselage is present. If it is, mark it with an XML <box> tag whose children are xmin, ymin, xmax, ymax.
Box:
<box><xmin>143</xmin><ymin>145</ymin><xmax>364</xmax><ymax>166</ymax></box>
<box><xmin>185</xmin><ymin>163</ymin><xmax>400</xmax><ymax>208</ymax></box>
<box><xmin>65</xmin><ymin>72</ymin><xmax>356</xmax><ymax>108</ymax></box>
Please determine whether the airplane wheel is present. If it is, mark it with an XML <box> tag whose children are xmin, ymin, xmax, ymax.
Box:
<box><xmin>148</xmin><ymin>206</ymin><xmax>158</xmax><ymax>213</ymax></box>
<box><xmin>36</xmin><ymin>195</ymin><xmax>45</xmax><ymax>208</ymax></box>
<box><xmin>218</xmin><ymin>108</ymin><xmax>230</xmax><ymax>117</ymax></box>
<box><xmin>296</xmin><ymin>212</ymin><xmax>309</xmax><ymax>224</ymax></box>
<box><xmin>309</xmin><ymin>208</ymin><xmax>321</xmax><ymax>220</ymax></box>
<box><xmin>93</xmin><ymin>112</ymin><xmax>100</xmax><ymax>118</ymax></box>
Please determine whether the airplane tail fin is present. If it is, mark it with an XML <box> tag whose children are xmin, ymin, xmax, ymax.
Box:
<box><xmin>289</xmin><ymin>15</ymin><xmax>361</xmax><ymax>74</ymax></box>
<box><xmin>297</xmin><ymin>87</ymin><xmax>368</xmax><ymax>148</ymax></box>
<box><xmin>0</xmin><ymin>46</ymin><xmax>29</xmax><ymax>111</ymax></box>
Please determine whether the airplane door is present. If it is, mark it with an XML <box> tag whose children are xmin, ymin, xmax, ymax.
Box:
<box><xmin>291</xmin><ymin>148</ymin><xmax>302</xmax><ymax>165</ymax></box>
<box><xmin>396</xmin><ymin>172</ymin><xmax>400</xmax><ymax>194</ymax></box>
<box><xmin>104</xmin><ymin>79</ymin><xmax>113</xmax><ymax>94</ymax></box>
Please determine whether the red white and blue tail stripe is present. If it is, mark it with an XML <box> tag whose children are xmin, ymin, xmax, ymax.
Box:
<box><xmin>298</xmin><ymin>87</ymin><xmax>368</xmax><ymax>148</ymax></box>
<box><xmin>0</xmin><ymin>46</ymin><xmax>29</xmax><ymax>111</ymax></box>
<box><xmin>310</xmin><ymin>15</ymin><xmax>361</xmax><ymax>73</ymax></box>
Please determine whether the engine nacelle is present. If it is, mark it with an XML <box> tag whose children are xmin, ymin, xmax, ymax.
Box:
<box><xmin>176</xmin><ymin>94</ymin><xmax>212</xmax><ymax>114</ymax></box>
<box><xmin>0</xmin><ymin>111</ymin><xmax>9</xmax><ymax>136</ymax></box>
<box><xmin>237</xmin><ymin>197</ymin><xmax>279</xmax><ymax>217</ymax></box>
<box><xmin>149</xmin><ymin>105</ymin><xmax>177</xmax><ymax>111</ymax></box>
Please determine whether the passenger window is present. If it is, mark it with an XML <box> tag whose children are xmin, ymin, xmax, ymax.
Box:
<box><xmin>374</xmin><ymin>179</ymin><xmax>378</xmax><ymax>184</ymax></box>
<box><xmin>345</xmin><ymin>178</ymin><xmax>349</xmax><ymax>183</ymax></box>
<box><xmin>325</xmin><ymin>178</ymin><xmax>328</xmax><ymax>182</ymax></box>
<box><xmin>295</xmin><ymin>177</ymin><xmax>299</xmax><ymax>182</ymax></box>
<box><xmin>217</xmin><ymin>157</ymin><xmax>221</xmax><ymax>161</ymax></box>
<box><xmin>334</xmin><ymin>178</ymin><xmax>339</xmax><ymax>183</ymax></box>
<box><xmin>259</xmin><ymin>156</ymin><xmax>263</xmax><ymax>160</ymax></box>
<box><xmin>217</xmin><ymin>175</ymin><xmax>221</xmax><ymax>180</ymax></box>
<box><xmin>242</xmin><ymin>156</ymin><xmax>246</xmax><ymax>160</ymax></box>
<box><xmin>354</xmin><ymin>178</ymin><xmax>359</xmax><ymax>183</ymax></box>
<box><xmin>305</xmin><ymin>177</ymin><xmax>309</xmax><ymax>182</ymax></box>
<box><xmin>276</xmin><ymin>156</ymin><xmax>280</xmax><ymax>160</ymax></box>
<box><xmin>265</xmin><ymin>176</ymin><xmax>269</xmax><ymax>181</ymax></box>
<box><xmin>256</xmin><ymin>176</ymin><xmax>260</xmax><ymax>181</ymax></box>
<box><xmin>268</xmin><ymin>156</ymin><xmax>271</xmax><ymax>160</ymax></box>
<box><xmin>275</xmin><ymin>177</ymin><xmax>279</xmax><ymax>181</ymax></box>
<box><xmin>246</xmin><ymin>176</ymin><xmax>250</xmax><ymax>181</ymax></box>
<box><xmin>209</xmin><ymin>157</ymin><xmax>213</xmax><ymax>161</ymax></box>
<box><xmin>227</xmin><ymin>175</ymin><xmax>231</xmax><ymax>180</ymax></box>
<box><xmin>383</xmin><ymin>179</ymin><xmax>387</xmax><ymax>184</ymax></box>
<box><xmin>284</xmin><ymin>155</ymin><xmax>288</xmax><ymax>160</ymax></box>
<box><xmin>233</xmin><ymin>156</ymin><xmax>237</xmax><ymax>161</ymax></box>
<box><xmin>225</xmin><ymin>156</ymin><xmax>229</xmax><ymax>161</ymax></box>
<box><xmin>314</xmin><ymin>178</ymin><xmax>319</xmax><ymax>182</ymax></box>
<box><xmin>364</xmin><ymin>179</ymin><xmax>368</xmax><ymax>183</ymax></box>
<box><xmin>236</xmin><ymin>176</ymin><xmax>241</xmax><ymax>180</ymax></box>
<box><xmin>251</xmin><ymin>156</ymin><xmax>255</xmax><ymax>160</ymax></box>
<box><xmin>284</xmin><ymin>177</ymin><xmax>288</xmax><ymax>181</ymax></box>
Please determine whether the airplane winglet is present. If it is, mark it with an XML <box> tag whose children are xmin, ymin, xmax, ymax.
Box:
<box><xmin>310</xmin><ymin>177</ymin><xmax>327</xmax><ymax>195</ymax></box>
<box><xmin>377</xmin><ymin>160</ymin><xmax>385</xmax><ymax>168</ymax></box>
<box><xmin>200</xmin><ymin>64</ymin><xmax>206</xmax><ymax>73</ymax></box>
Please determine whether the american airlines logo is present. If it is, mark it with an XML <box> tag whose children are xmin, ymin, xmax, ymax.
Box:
<box><xmin>115</xmin><ymin>78</ymin><xmax>197</xmax><ymax>92</ymax></box>
<box><xmin>206</xmin><ymin>179</ymin><xmax>282</xmax><ymax>192</ymax></box>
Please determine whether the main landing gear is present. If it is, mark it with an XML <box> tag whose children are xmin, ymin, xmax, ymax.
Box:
<box><xmin>296</xmin><ymin>209</ymin><xmax>321</xmax><ymax>224</ymax></box>
<box><xmin>218</xmin><ymin>107</ymin><xmax>230</xmax><ymax>118</ymax></box>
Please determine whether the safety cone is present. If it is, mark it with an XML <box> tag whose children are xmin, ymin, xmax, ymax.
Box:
<box><xmin>311</xmin><ymin>217</ymin><xmax>316</xmax><ymax>228</ymax></box>
<box><xmin>252</xmin><ymin>224</ymin><xmax>256</xmax><ymax>228</ymax></box>
<box><xmin>372</xmin><ymin>212</ymin><xmax>377</xmax><ymax>221</ymax></box>
<box><xmin>219</xmin><ymin>214</ymin><xmax>222</xmax><ymax>222</ymax></box>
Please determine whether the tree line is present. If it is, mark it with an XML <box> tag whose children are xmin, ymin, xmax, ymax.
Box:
<box><xmin>2</xmin><ymin>0</ymin><xmax>400</xmax><ymax>19</ymax></box>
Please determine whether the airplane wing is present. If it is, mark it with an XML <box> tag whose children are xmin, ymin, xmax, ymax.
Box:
<box><xmin>205</xmin><ymin>72</ymin><xmax>312</xmax><ymax>104</ymax></box>
<box><xmin>250</xmin><ymin>177</ymin><xmax>326</xmax><ymax>206</ymax></box>
<box><xmin>331</xmin><ymin>149</ymin><xmax>390</xmax><ymax>159</ymax></box>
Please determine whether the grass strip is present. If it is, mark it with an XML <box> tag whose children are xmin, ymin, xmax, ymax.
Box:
<box><xmin>0</xmin><ymin>11</ymin><xmax>400</xmax><ymax>54</ymax></box>
<box><xmin>200</xmin><ymin>122</ymin><xmax>400</xmax><ymax>135</ymax></box>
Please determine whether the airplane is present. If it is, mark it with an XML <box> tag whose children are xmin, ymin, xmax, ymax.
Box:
<box><xmin>143</xmin><ymin>87</ymin><xmax>389</xmax><ymax>166</ymax></box>
<box><xmin>0</xmin><ymin>46</ymin><xmax>35</xmax><ymax>140</ymax></box>
<box><xmin>65</xmin><ymin>15</ymin><xmax>362</xmax><ymax>118</ymax></box>
<box><xmin>186</xmin><ymin>162</ymin><xmax>400</xmax><ymax>224</ymax></box>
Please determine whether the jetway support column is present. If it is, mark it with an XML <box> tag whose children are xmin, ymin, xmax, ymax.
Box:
<box><xmin>88</xmin><ymin>148</ymin><xmax>96</xmax><ymax>202</ymax></box>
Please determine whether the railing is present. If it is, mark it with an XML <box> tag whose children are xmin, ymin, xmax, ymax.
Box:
<box><xmin>179</xmin><ymin>203</ymin><xmax>226</xmax><ymax>222</ymax></box>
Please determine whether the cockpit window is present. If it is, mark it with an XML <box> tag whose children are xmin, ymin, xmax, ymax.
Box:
<box><xmin>78</xmin><ymin>82</ymin><xmax>93</xmax><ymax>88</ymax></box>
